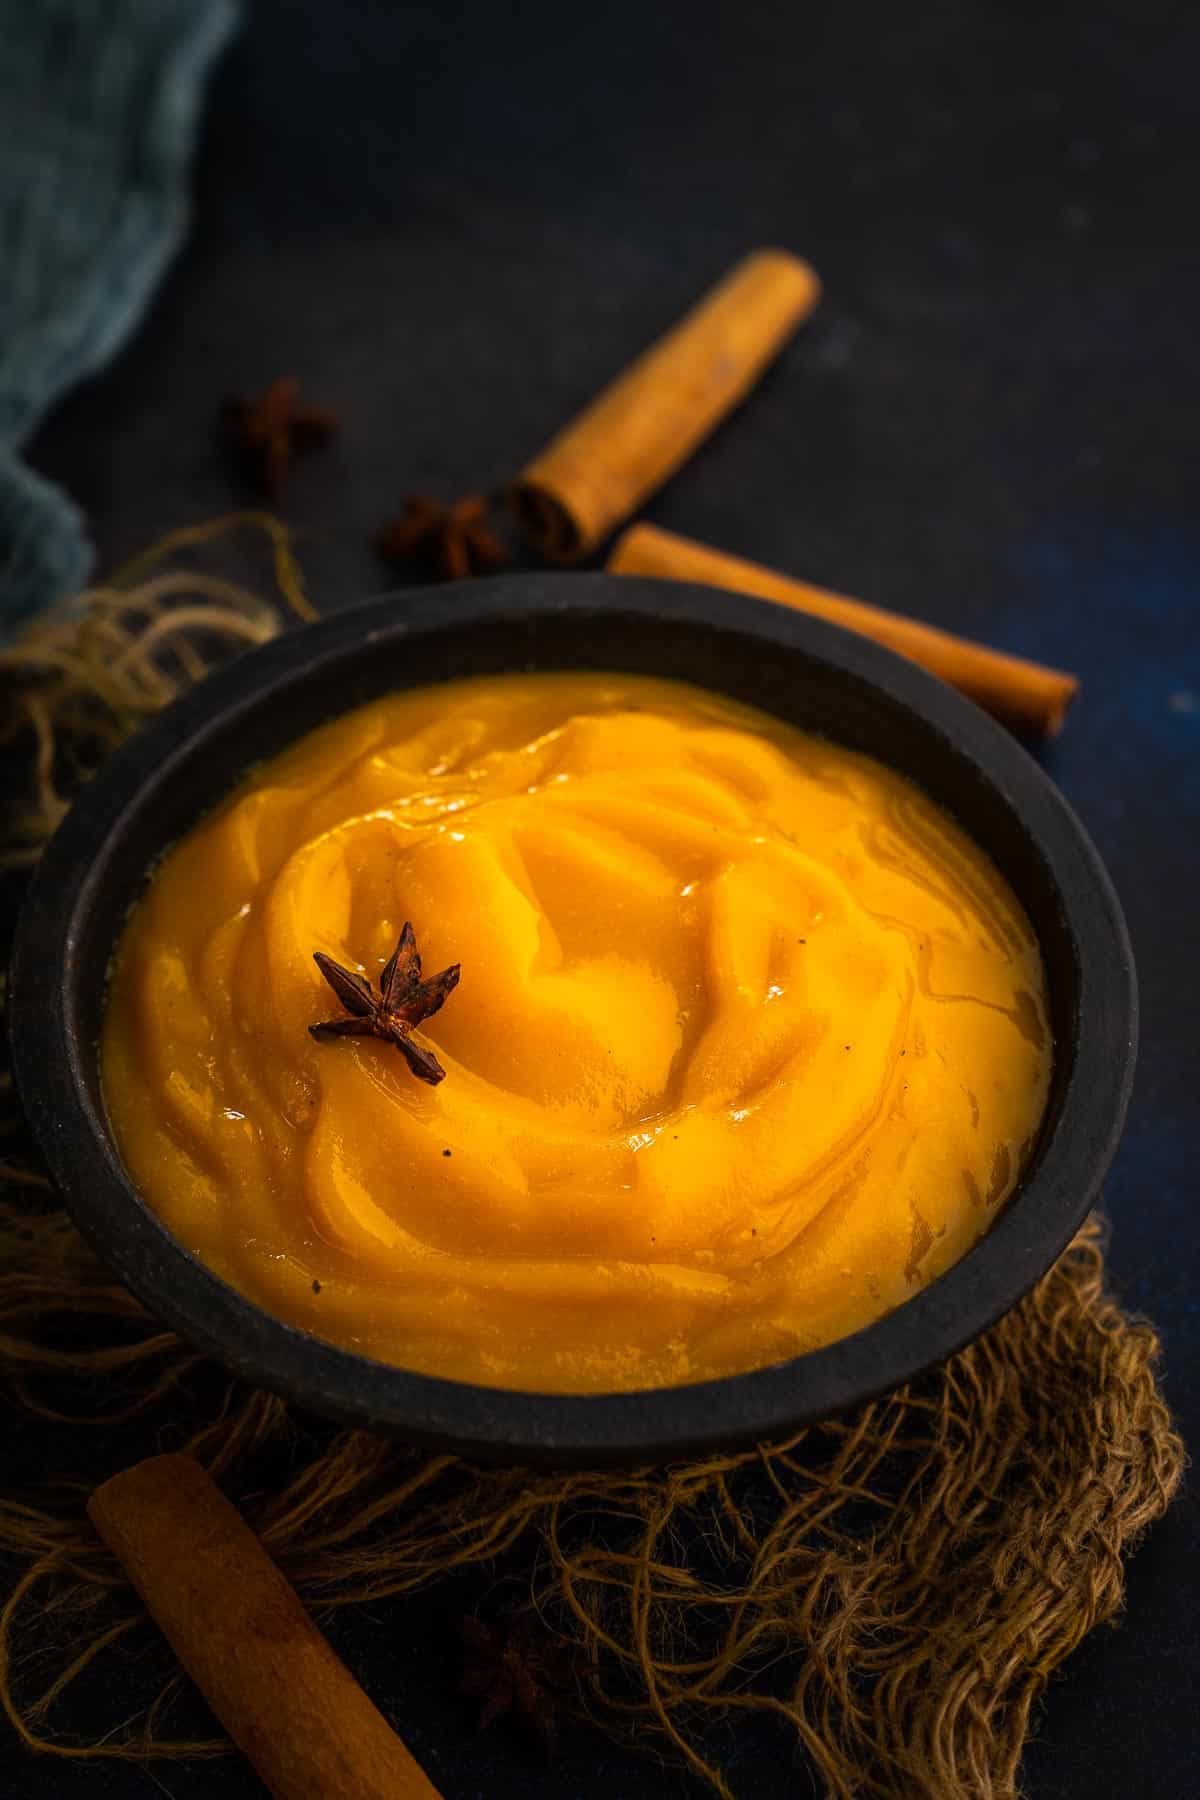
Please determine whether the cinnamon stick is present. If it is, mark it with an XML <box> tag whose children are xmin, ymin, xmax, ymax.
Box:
<box><xmin>513</xmin><ymin>249</ymin><xmax>820</xmax><ymax>560</ymax></box>
<box><xmin>608</xmin><ymin>523</ymin><xmax>1078</xmax><ymax>738</ymax></box>
<box><xmin>88</xmin><ymin>1454</ymin><xmax>443</xmax><ymax>1800</ymax></box>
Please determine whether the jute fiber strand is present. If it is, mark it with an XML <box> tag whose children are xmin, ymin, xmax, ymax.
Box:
<box><xmin>0</xmin><ymin>526</ymin><xmax>1184</xmax><ymax>1799</ymax></box>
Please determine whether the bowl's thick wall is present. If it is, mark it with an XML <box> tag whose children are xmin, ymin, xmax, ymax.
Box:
<box><xmin>8</xmin><ymin>577</ymin><xmax>1136</xmax><ymax>1462</ymax></box>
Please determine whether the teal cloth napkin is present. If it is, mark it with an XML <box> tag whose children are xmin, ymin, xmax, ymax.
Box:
<box><xmin>0</xmin><ymin>0</ymin><xmax>238</xmax><ymax>632</ymax></box>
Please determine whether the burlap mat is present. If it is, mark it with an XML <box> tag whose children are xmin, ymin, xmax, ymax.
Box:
<box><xmin>0</xmin><ymin>523</ymin><xmax>1184</xmax><ymax>1798</ymax></box>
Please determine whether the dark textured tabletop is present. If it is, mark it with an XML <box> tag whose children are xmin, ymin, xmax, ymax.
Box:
<box><xmin>9</xmin><ymin>1</ymin><xmax>1199</xmax><ymax>1794</ymax></box>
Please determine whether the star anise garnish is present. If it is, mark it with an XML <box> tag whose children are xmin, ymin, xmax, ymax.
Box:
<box><xmin>309</xmin><ymin>922</ymin><xmax>460</xmax><ymax>1086</ymax></box>
<box><xmin>375</xmin><ymin>493</ymin><xmax>510</xmax><ymax>580</ymax></box>
<box><xmin>222</xmin><ymin>375</ymin><xmax>337</xmax><ymax>502</ymax></box>
<box><xmin>456</xmin><ymin>1614</ymin><xmax>586</xmax><ymax>1756</ymax></box>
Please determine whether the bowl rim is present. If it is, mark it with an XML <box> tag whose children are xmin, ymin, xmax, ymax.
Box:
<box><xmin>8</xmin><ymin>574</ymin><xmax>1137</xmax><ymax>1462</ymax></box>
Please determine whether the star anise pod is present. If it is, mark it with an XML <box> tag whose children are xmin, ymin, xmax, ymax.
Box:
<box><xmin>309</xmin><ymin>922</ymin><xmax>460</xmax><ymax>1086</ymax></box>
<box><xmin>222</xmin><ymin>375</ymin><xmax>337</xmax><ymax>502</ymax></box>
<box><xmin>375</xmin><ymin>493</ymin><xmax>510</xmax><ymax>580</ymax></box>
<box><xmin>456</xmin><ymin>1614</ymin><xmax>586</xmax><ymax>1756</ymax></box>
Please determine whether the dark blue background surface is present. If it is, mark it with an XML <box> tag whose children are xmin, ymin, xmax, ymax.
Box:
<box><xmin>10</xmin><ymin>1</ymin><xmax>1199</xmax><ymax>1794</ymax></box>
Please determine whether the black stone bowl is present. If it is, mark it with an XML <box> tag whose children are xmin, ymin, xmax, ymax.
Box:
<box><xmin>8</xmin><ymin>576</ymin><xmax>1135</xmax><ymax>1463</ymax></box>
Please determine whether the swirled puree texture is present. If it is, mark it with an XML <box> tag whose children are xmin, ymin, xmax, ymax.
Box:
<box><xmin>102</xmin><ymin>673</ymin><xmax>1051</xmax><ymax>1393</ymax></box>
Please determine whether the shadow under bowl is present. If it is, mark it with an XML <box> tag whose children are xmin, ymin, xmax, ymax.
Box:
<box><xmin>7</xmin><ymin>574</ymin><xmax>1135</xmax><ymax>1463</ymax></box>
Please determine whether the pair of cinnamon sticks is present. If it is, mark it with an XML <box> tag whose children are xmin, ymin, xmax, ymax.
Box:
<box><xmin>512</xmin><ymin>249</ymin><xmax>1076</xmax><ymax>738</ymax></box>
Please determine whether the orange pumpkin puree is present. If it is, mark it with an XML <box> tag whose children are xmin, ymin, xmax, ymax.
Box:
<box><xmin>101</xmin><ymin>673</ymin><xmax>1051</xmax><ymax>1392</ymax></box>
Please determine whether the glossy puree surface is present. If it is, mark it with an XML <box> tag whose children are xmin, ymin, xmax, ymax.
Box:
<box><xmin>102</xmin><ymin>673</ymin><xmax>1052</xmax><ymax>1391</ymax></box>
